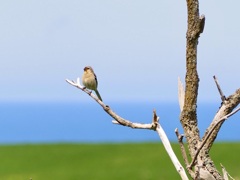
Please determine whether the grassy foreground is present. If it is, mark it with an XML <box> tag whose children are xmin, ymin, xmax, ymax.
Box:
<box><xmin>0</xmin><ymin>142</ymin><xmax>239</xmax><ymax>179</ymax></box>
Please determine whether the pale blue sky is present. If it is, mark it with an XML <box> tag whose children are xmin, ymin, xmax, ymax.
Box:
<box><xmin>0</xmin><ymin>1</ymin><xmax>239</xmax><ymax>102</ymax></box>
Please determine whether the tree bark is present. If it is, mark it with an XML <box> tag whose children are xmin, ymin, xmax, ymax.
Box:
<box><xmin>180</xmin><ymin>0</ymin><xmax>223</xmax><ymax>179</ymax></box>
<box><xmin>67</xmin><ymin>1</ymin><xmax>240</xmax><ymax>179</ymax></box>
<box><xmin>180</xmin><ymin>0</ymin><xmax>201</xmax><ymax>160</ymax></box>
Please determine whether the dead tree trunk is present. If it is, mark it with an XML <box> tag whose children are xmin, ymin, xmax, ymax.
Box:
<box><xmin>66</xmin><ymin>0</ymin><xmax>240</xmax><ymax>179</ymax></box>
<box><xmin>180</xmin><ymin>0</ymin><xmax>240</xmax><ymax>179</ymax></box>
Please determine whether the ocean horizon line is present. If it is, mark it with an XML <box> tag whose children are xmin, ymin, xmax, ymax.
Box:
<box><xmin>0</xmin><ymin>101</ymin><xmax>239</xmax><ymax>144</ymax></box>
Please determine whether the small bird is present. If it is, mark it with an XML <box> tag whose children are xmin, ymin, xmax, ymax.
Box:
<box><xmin>82</xmin><ymin>66</ymin><xmax>102</xmax><ymax>101</ymax></box>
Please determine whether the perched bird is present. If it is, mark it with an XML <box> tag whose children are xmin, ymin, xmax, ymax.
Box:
<box><xmin>82</xmin><ymin>66</ymin><xmax>102</xmax><ymax>101</ymax></box>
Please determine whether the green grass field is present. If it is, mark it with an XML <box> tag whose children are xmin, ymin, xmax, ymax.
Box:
<box><xmin>0</xmin><ymin>142</ymin><xmax>239</xmax><ymax>180</ymax></box>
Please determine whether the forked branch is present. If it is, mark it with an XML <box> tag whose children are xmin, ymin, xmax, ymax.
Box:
<box><xmin>66</xmin><ymin>77</ymin><xmax>188</xmax><ymax>179</ymax></box>
<box><xmin>188</xmin><ymin>106</ymin><xmax>240</xmax><ymax>170</ymax></box>
<box><xmin>202</xmin><ymin>87</ymin><xmax>240</xmax><ymax>152</ymax></box>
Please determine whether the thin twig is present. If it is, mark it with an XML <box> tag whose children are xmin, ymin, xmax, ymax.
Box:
<box><xmin>220</xmin><ymin>163</ymin><xmax>235</xmax><ymax>180</ymax></box>
<box><xmin>153</xmin><ymin>109</ymin><xmax>158</xmax><ymax>125</ymax></box>
<box><xmin>188</xmin><ymin>107</ymin><xmax>240</xmax><ymax>169</ymax></box>
<box><xmin>175</xmin><ymin>129</ymin><xmax>190</xmax><ymax>166</ymax></box>
<box><xmin>175</xmin><ymin>128</ymin><xmax>195</xmax><ymax>178</ymax></box>
<box><xmin>213</xmin><ymin>75</ymin><xmax>226</xmax><ymax>101</ymax></box>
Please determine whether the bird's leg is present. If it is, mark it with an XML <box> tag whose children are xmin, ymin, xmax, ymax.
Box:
<box><xmin>83</xmin><ymin>87</ymin><xmax>92</xmax><ymax>95</ymax></box>
<box><xmin>88</xmin><ymin>90</ymin><xmax>92</xmax><ymax>95</ymax></box>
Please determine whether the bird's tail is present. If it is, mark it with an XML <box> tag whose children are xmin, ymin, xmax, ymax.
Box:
<box><xmin>95</xmin><ymin>90</ymin><xmax>102</xmax><ymax>101</ymax></box>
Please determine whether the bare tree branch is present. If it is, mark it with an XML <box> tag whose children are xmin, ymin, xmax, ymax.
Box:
<box><xmin>221</xmin><ymin>164</ymin><xmax>229</xmax><ymax>180</ymax></box>
<box><xmin>220</xmin><ymin>163</ymin><xmax>235</xmax><ymax>180</ymax></box>
<box><xmin>175</xmin><ymin>129</ymin><xmax>189</xmax><ymax>167</ymax></box>
<box><xmin>156</xmin><ymin>125</ymin><xmax>189</xmax><ymax>180</ymax></box>
<box><xmin>66</xmin><ymin>78</ymin><xmax>157</xmax><ymax>129</ymax></box>
<box><xmin>202</xmin><ymin>88</ymin><xmax>240</xmax><ymax>152</ymax></box>
<box><xmin>66</xmin><ymin>77</ymin><xmax>189</xmax><ymax>179</ymax></box>
<box><xmin>213</xmin><ymin>75</ymin><xmax>226</xmax><ymax>101</ymax></box>
<box><xmin>175</xmin><ymin>128</ymin><xmax>194</xmax><ymax>179</ymax></box>
<box><xmin>189</xmin><ymin>106</ymin><xmax>240</xmax><ymax>170</ymax></box>
<box><xmin>112</xmin><ymin>109</ymin><xmax>158</xmax><ymax>130</ymax></box>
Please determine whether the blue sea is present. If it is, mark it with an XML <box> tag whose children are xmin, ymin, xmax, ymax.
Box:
<box><xmin>0</xmin><ymin>101</ymin><xmax>239</xmax><ymax>144</ymax></box>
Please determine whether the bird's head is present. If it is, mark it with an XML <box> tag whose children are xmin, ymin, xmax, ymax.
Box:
<box><xmin>84</xmin><ymin>66</ymin><xmax>93</xmax><ymax>73</ymax></box>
